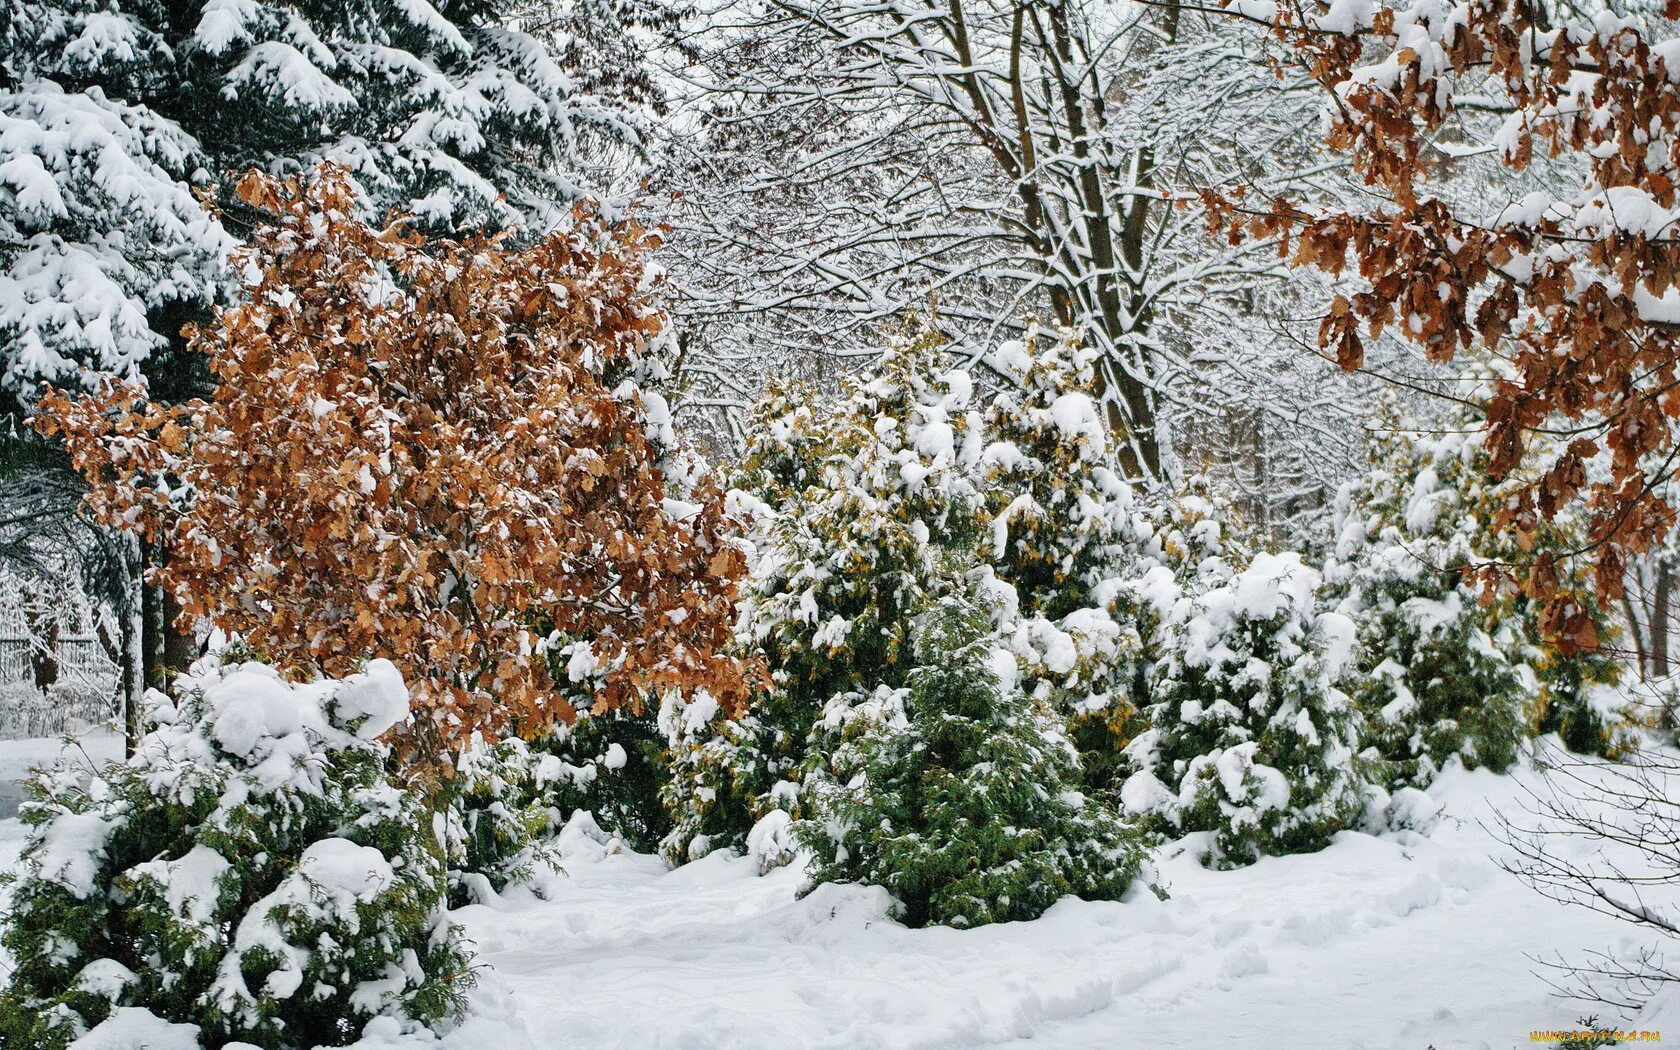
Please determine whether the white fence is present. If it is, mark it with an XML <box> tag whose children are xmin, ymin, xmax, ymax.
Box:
<box><xmin>0</xmin><ymin>571</ymin><xmax>122</xmax><ymax>738</ymax></box>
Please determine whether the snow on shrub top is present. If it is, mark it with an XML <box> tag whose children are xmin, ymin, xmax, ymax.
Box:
<box><xmin>141</xmin><ymin>658</ymin><xmax>409</xmax><ymax>795</ymax></box>
<box><xmin>0</xmin><ymin>657</ymin><xmax>472</xmax><ymax>1050</ymax></box>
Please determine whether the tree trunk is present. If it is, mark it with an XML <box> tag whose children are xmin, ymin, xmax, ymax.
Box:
<box><xmin>1620</xmin><ymin>581</ymin><xmax>1649</xmax><ymax>680</ymax></box>
<box><xmin>139</xmin><ymin>543</ymin><xmax>196</xmax><ymax>694</ymax></box>
<box><xmin>1653</xmin><ymin>559</ymin><xmax>1672</xmax><ymax>680</ymax></box>
<box><xmin>141</xmin><ymin>555</ymin><xmax>166</xmax><ymax>694</ymax></box>
<box><xmin>1097</xmin><ymin>0</ymin><xmax>1179</xmax><ymax>485</ymax></box>
<box><xmin>121</xmin><ymin>533</ymin><xmax>145</xmax><ymax>755</ymax></box>
<box><xmin>25</xmin><ymin>606</ymin><xmax>60</xmax><ymax>696</ymax></box>
<box><xmin>163</xmin><ymin>587</ymin><xmax>198</xmax><ymax>672</ymax></box>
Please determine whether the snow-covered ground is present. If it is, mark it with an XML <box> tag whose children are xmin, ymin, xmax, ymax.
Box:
<box><xmin>0</xmin><ymin>731</ymin><xmax>122</xmax><ymax>819</ymax></box>
<box><xmin>2</xmin><ymin>737</ymin><xmax>1674</xmax><ymax>1049</ymax></box>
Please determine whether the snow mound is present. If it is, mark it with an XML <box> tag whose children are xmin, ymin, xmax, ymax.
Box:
<box><xmin>139</xmin><ymin>657</ymin><xmax>412</xmax><ymax>794</ymax></box>
<box><xmin>67</xmin><ymin>1008</ymin><xmax>201</xmax><ymax>1050</ymax></box>
<box><xmin>330</xmin><ymin>659</ymin><xmax>411</xmax><ymax>740</ymax></box>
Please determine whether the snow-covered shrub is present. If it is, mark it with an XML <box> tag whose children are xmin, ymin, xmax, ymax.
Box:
<box><xmin>980</xmin><ymin>333</ymin><xmax>1148</xmax><ymax>622</ymax></box>
<box><xmin>41</xmin><ymin>168</ymin><xmax>751</xmax><ymax>759</ymax></box>
<box><xmin>1146</xmin><ymin>474</ymin><xmax>1256</xmax><ymax>588</ymax></box>
<box><xmin>0</xmin><ymin>659</ymin><xmax>472</xmax><ymax>1049</ymax></box>
<box><xmin>445</xmin><ymin>707</ymin><xmax>675</xmax><ymax>904</ymax></box>
<box><xmin>662</xmin><ymin>328</ymin><xmax>986</xmax><ymax>863</ymax></box>
<box><xmin>534</xmin><ymin>708</ymin><xmax>674</xmax><ymax>853</ymax></box>
<box><xmin>444</xmin><ymin>737</ymin><xmax>564</xmax><ymax>908</ymax></box>
<box><xmin>1122</xmin><ymin>552</ymin><xmax>1371</xmax><ymax>867</ymax></box>
<box><xmin>799</xmin><ymin>601</ymin><xmax>1150</xmax><ymax>928</ymax></box>
<box><xmin>1327</xmin><ymin>423</ymin><xmax>1534</xmax><ymax>785</ymax></box>
<box><xmin>1328</xmin><ymin>415</ymin><xmax>1628</xmax><ymax>782</ymax></box>
<box><xmin>1534</xmin><ymin>639</ymin><xmax>1632</xmax><ymax>759</ymax></box>
<box><xmin>979</xmin><ymin>332</ymin><xmax>1159</xmax><ymax>793</ymax></box>
<box><xmin>660</xmin><ymin>687</ymin><xmax>774</xmax><ymax>865</ymax></box>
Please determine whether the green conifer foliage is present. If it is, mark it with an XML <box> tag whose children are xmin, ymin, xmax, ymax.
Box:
<box><xmin>979</xmin><ymin>334</ymin><xmax>1142</xmax><ymax>621</ymax></box>
<box><xmin>977</xmin><ymin>332</ymin><xmax>1158</xmax><ymax>793</ymax></box>
<box><xmin>538</xmin><ymin>709</ymin><xmax>674</xmax><ymax>852</ymax></box>
<box><xmin>798</xmin><ymin>601</ymin><xmax>1149</xmax><ymax>928</ymax></box>
<box><xmin>444</xmin><ymin>709</ymin><xmax>675</xmax><ymax>906</ymax></box>
<box><xmin>0</xmin><ymin>659</ymin><xmax>471</xmax><ymax>1049</ymax></box>
<box><xmin>1327</xmin><ymin>428</ymin><xmax>1533</xmax><ymax>784</ymax></box>
<box><xmin>1122</xmin><ymin>552</ymin><xmax>1371</xmax><ymax>868</ymax></box>
<box><xmin>444</xmin><ymin>736</ymin><xmax>564</xmax><ymax>907</ymax></box>
<box><xmin>661</xmin><ymin>329</ymin><xmax>984</xmax><ymax>862</ymax></box>
<box><xmin>1328</xmin><ymin>411</ymin><xmax>1629</xmax><ymax>784</ymax></box>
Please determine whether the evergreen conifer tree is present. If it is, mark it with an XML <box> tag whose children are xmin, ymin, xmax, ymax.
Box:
<box><xmin>1327</xmin><ymin>425</ymin><xmax>1534</xmax><ymax>785</ymax></box>
<box><xmin>0</xmin><ymin>658</ymin><xmax>472</xmax><ymax>1049</ymax></box>
<box><xmin>661</xmin><ymin>328</ymin><xmax>985</xmax><ymax>862</ymax></box>
<box><xmin>1327</xmin><ymin>408</ymin><xmax>1629</xmax><ymax>783</ymax></box>
<box><xmin>798</xmin><ymin>599</ymin><xmax>1150</xmax><ymax>928</ymax></box>
<box><xmin>977</xmin><ymin>331</ymin><xmax>1158</xmax><ymax>793</ymax></box>
<box><xmin>446</xmin><ymin>712</ymin><xmax>674</xmax><ymax>906</ymax></box>
<box><xmin>1122</xmin><ymin>552</ymin><xmax>1370</xmax><ymax>867</ymax></box>
<box><xmin>2</xmin><ymin>0</ymin><xmax>629</xmax><ymax>413</ymax></box>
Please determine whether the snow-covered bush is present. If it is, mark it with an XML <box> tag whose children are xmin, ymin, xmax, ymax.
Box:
<box><xmin>444</xmin><ymin>737</ymin><xmax>565</xmax><ymax>908</ymax></box>
<box><xmin>1326</xmin><ymin>429</ymin><xmax>1533</xmax><ymax>784</ymax></box>
<box><xmin>1122</xmin><ymin>552</ymin><xmax>1371</xmax><ymax>868</ymax></box>
<box><xmin>1328</xmin><ymin>416</ymin><xmax>1628</xmax><ymax>784</ymax></box>
<box><xmin>0</xmin><ymin>659</ymin><xmax>472</xmax><ymax>1049</ymax></box>
<box><xmin>979</xmin><ymin>332</ymin><xmax>1159</xmax><ymax>793</ymax></box>
<box><xmin>660</xmin><ymin>687</ymin><xmax>773</xmax><ymax>865</ymax></box>
<box><xmin>445</xmin><ymin>709</ymin><xmax>673</xmax><ymax>905</ymax></box>
<box><xmin>534</xmin><ymin>709</ymin><xmax>674</xmax><ymax>853</ymax></box>
<box><xmin>662</xmin><ymin>328</ymin><xmax>986</xmax><ymax>863</ymax></box>
<box><xmin>39</xmin><ymin>168</ymin><xmax>750</xmax><ymax>757</ymax></box>
<box><xmin>798</xmin><ymin>601</ymin><xmax>1150</xmax><ymax>928</ymax></box>
<box><xmin>664</xmin><ymin>327</ymin><xmax>1189</xmax><ymax>863</ymax></box>
<box><xmin>980</xmin><ymin>333</ymin><xmax>1147</xmax><ymax>622</ymax></box>
<box><xmin>1146</xmin><ymin>474</ymin><xmax>1256</xmax><ymax>587</ymax></box>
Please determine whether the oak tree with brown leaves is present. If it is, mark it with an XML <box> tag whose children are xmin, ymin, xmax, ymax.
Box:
<box><xmin>1195</xmin><ymin>0</ymin><xmax>1680</xmax><ymax>651</ymax></box>
<box><xmin>36</xmin><ymin>166</ymin><xmax>750</xmax><ymax>760</ymax></box>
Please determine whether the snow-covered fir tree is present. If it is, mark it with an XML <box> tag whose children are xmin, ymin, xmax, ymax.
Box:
<box><xmin>797</xmin><ymin>597</ymin><xmax>1150</xmax><ymax>928</ymax></box>
<box><xmin>1146</xmin><ymin>473</ymin><xmax>1258</xmax><ymax>589</ymax></box>
<box><xmin>0</xmin><ymin>658</ymin><xmax>472</xmax><ymax>1049</ymax></box>
<box><xmin>444</xmin><ymin>736</ymin><xmax>565</xmax><ymax>907</ymax></box>
<box><xmin>980</xmin><ymin>332</ymin><xmax>1144</xmax><ymax>620</ymax></box>
<box><xmin>1</xmin><ymin>0</ymin><xmax>628</xmax><ymax>409</ymax></box>
<box><xmin>978</xmin><ymin>331</ymin><xmax>1159</xmax><ymax>793</ymax></box>
<box><xmin>1532</xmin><ymin>610</ymin><xmax>1629</xmax><ymax>758</ymax></box>
<box><xmin>1122</xmin><ymin>551</ymin><xmax>1370</xmax><ymax>868</ymax></box>
<box><xmin>1326</xmin><ymin>422</ymin><xmax>1535</xmax><ymax>785</ymax></box>
<box><xmin>534</xmin><ymin>708</ymin><xmax>674</xmax><ymax>851</ymax></box>
<box><xmin>0</xmin><ymin>82</ymin><xmax>234</xmax><ymax>408</ymax></box>
<box><xmin>1327</xmin><ymin>410</ymin><xmax>1629</xmax><ymax>785</ymax></box>
<box><xmin>443</xmin><ymin>712</ymin><xmax>670</xmax><ymax>906</ymax></box>
<box><xmin>661</xmin><ymin>327</ymin><xmax>985</xmax><ymax>862</ymax></box>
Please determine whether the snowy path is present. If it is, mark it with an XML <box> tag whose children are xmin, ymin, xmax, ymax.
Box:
<box><xmin>0</xmin><ymin>742</ymin><xmax>1669</xmax><ymax>1049</ymax></box>
<box><xmin>452</xmin><ymin>760</ymin><xmax>1669</xmax><ymax>1050</ymax></box>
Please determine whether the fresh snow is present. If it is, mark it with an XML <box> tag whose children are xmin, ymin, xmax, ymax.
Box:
<box><xmin>67</xmin><ymin>1007</ymin><xmax>203</xmax><ymax>1050</ymax></box>
<box><xmin>0</xmin><ymin>731</ymin><xmax>122</xmax><ymax>818</ymax></box>
<box><xmin>4</xmin><ymin>733</ymin><xmax>1676</xmax><ymax>1047</ymax></box>
<box><xmin>442</xmin><ymin>748</ymin><xmax>1678</xmax><ymax>1048</ymax></box>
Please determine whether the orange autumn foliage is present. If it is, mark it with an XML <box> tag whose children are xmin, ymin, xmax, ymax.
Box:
<box><xmin>36</xmin><ymin>166</ymin><xmax>750</xmax><ymax>757</ymax></box>
<box><xmin>1198</xmin><ymin>0</ymin><xmax>1680</xmax><ymax>651</ymax></box>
